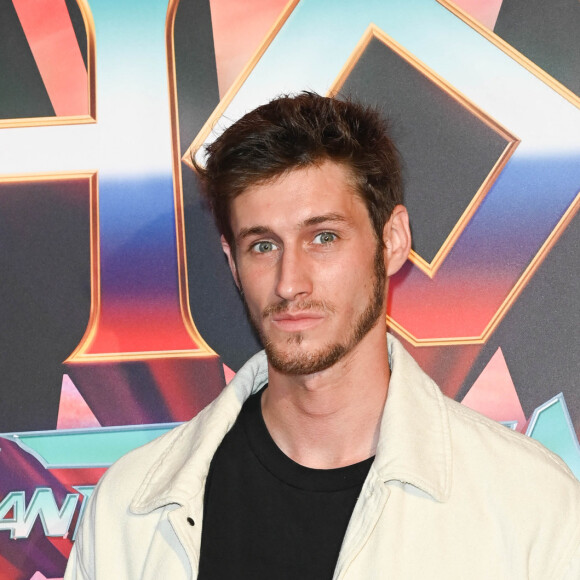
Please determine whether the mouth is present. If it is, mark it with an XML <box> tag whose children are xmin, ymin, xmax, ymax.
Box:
<box><xmin>270</xmin><ymin>311</ymin><xmax>325</xmax><ymax>332</ymax></box>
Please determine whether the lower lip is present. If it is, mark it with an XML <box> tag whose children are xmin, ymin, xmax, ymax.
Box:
<box><xmin>272</xmin><ymin>317</ymin><xmax>324</xmax><ymax>332</ymax></box>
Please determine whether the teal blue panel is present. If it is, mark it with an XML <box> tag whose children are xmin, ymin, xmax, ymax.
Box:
<box><xmin>0</xmin><ymin>423</ymin><xmax>179</xmax><ymax>468</ymax></box>
<box><xmin>527</xmin><ymin>394</ymin><xmax>580</xmax><ymax>480</ymax></box>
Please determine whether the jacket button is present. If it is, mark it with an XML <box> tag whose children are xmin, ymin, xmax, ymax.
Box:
<box><xmin>187</xmin><ymin>517</ymin><xmax>195</xmax><ymax>526</ymax></box>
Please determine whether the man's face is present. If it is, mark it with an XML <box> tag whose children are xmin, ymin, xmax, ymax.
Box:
<box><xmin>224</xmin><ymin>161</ymin><xmax>388</xmax><ymax>376</ymax></box>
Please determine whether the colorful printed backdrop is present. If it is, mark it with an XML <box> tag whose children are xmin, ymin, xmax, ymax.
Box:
<box><xmin>0</xmin><ymin>0</ymin><xmax>578</xmax><ymax>577</ymax></box>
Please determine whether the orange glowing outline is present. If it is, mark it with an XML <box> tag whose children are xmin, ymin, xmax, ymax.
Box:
<box><xmin>0</xmin><ymin>170</ymin><xmax>100</xmax><ymax>362</ymax></box>
<box><xmin>388</xmin><ymin>192</ymin><xmax>580</xmax><ymax>347</ymax></box>
<box><xmin>438</xmin><ymin>0</ymin><xmax>580</xmax><ymax>110</ymax></box>
<box><xmin>179</xmin><ymin>8</ymin><xmax>577</xmax><ymax>349</ymax></box>
<box><xmin>67</xmin><ymin>0</ymin><xmax>219</xmax><ymax>363</ymax></box>
<box><xmin>0</xmin><ymin>0</ymin><xmax>96</xmax><ymax>128</ymax></box>
<box><xmin>328</xmin><ymin>24</ymin><xmax>520</xmax><ymax>278</ymax></box>
<box><xmin>182</xmin><ymin>0</ymin><xmax>300</xmax><ymax>169</ymax></box>
<box><xmin>63</xmin><ymin>170</ymin><xmax>101</xmax><ymax>362</ymax></box>
<box><xmin>0</xmin><ymin>1</ymin><xmax>217</xmax><ymax>363</ymax></box>
<box><xmin>179</xmin><ymin>6</ymin><xmax>577</xmax><ymax>348</ymax></box>
<box><xmin>163</xmin><ymin>0</ymin><xmax>216</xmax><ymax>358</ymax></box>
<box><xmin>388</xmin><ymin>1</ymin><xmax>580</xmax><ymax>346</ymax></box>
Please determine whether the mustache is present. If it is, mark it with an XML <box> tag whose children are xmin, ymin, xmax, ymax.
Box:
<box><xmin>262</xmin><ymin>299</ymin><xmax>336</xmax><ymax>319</ymax></box>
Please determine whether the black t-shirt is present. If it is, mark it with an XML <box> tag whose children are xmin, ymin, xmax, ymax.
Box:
<box><xmin>198</xmin><ymin>387</ymin><xmax>374</xmax><ymax>580</ymax></box>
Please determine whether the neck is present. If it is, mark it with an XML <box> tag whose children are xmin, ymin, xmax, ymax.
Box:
<box><xmin>261</xmin><ymin>328</ymin><xmax>390</xmax><ymax>469</ymax></box>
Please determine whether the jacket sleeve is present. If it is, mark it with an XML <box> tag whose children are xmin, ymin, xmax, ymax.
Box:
<box><xmin>63</xmin><ymin>488</ymin><xmax>97</xmax><ymax>580</ymax></box>
<box><xmin>64</xmin><ymin>540</ymin><xmax>91</xmax><ymax>580</ymax></box>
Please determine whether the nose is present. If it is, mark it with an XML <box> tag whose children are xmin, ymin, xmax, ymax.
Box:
<box><xmin>275</xmin><ymin>246</ymin><xmax>312</xmax><ymax>301</ymax></box>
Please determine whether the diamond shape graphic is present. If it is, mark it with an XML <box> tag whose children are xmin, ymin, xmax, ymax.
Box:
<box><xmin>330</xmin><ymin>25</ymin><xmax>519</xmax><ymax>275</ymax></box>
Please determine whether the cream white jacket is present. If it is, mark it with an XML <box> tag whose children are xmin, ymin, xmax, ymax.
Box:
<box><xmin>65</xmin><ymin>335</ymin><xmax>580</xmax><ymax>579</ymax></box>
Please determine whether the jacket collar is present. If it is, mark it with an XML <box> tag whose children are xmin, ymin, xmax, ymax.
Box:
<box><xmin>375</xmin><ymin>335</ymin><xmax>452</xmax><ymax>502</ymax></box>
<box><xmin>131</xmin><ymin>334</ymin><xmax>451</xmax><ymax>514</ymax></box>
<box><xmin>131</xmin><ymin>350</ymin><xmax>269</xmax><ymax>514</ymax></box>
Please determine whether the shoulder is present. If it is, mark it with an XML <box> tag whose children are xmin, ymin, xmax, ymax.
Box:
<box><xmin>445</xmin><ymin>395</ymin><xmax>576</xmax><ymax>481</ymax></box>
<box><xmin>66</xmin><ymin>421</ymin><xmax>195</xmax><ymax>578</ymax></box>
<box><xmin>444</xmin><ymin>396</ymin><xmax>580</xmax><ymax>575</ymax></box>
<box><xmin>85</xmin><ymin>350</ymin><xmax>269</xmax><ymax>510</ymax></box>
<box><xmin>443</xmin><ymin>395</ymin><xmax>580</xmax><ymax>521</ymax></box>
<box><xmin>97</xmin><ymin>419</ymin><xmax>191</xmax><ymax>501</ymax></box>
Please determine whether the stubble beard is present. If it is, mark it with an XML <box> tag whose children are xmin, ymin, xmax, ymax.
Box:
<box><xmin>243</xmin><ymin>243</ymin><xmax>387</xmax><ymax>376</ymax></box>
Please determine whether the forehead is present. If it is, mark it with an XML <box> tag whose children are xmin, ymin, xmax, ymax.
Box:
<box><xmin>229</xmin><ymin>161</ymin><xmax>367</xmax><ymax>233</ymax></box>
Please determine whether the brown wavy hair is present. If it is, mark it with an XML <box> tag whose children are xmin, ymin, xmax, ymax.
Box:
<box><xmin>193</xmin><ymin>92</ymin><xmax>403</xmax><ymax>247</ymax></box>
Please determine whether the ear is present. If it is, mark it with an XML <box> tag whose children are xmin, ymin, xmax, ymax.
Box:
<box><xmin>383</xmin><ymin>205</ymin><xmax>411</xmax><ymax>277</ymax></box>
<box><xmin>221</xmin><ymin>235</ymin><xmax>241</xmax><ymax>290</ymax></box>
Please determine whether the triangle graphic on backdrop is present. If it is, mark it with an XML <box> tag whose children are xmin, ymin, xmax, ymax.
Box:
<box><xmin>462</xmin><ymin>347</ymin><xmax>527</xmax><ymax>432</ymax></box>
<box><xmin>29</xmin><ymin>572</ymin><xmax>61</xmax><ymax>580</ymax></box>
<box><xmin>56</xmin><ymin>374</ymin><xmax>101</xmax><ymax>429</ymax></box>
<box><xmin>223</xmin><ymin>363</ymin><xmax>236</xmax><ymax>385</ymax></box>
<box><xmin>452</xmin><ymin>0</ymin><xmax>505</xmax><ymax>29</ymax></box>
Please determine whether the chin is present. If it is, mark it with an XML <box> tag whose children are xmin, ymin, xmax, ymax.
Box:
<box><xmin>264</xmin><ymin>339</ymin><xmax>348</xmax><ymax>376</ymax></box>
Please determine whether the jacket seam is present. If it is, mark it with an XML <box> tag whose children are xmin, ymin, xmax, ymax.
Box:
<box><xmin>77</xmin><ymin>550</ymin><xmax>91</xmax><ymax>579</ymax></box>
<box><xmin>447</xmin><ymin>403</ymin><xmax>577</xmax><ymax>481</ymax></box>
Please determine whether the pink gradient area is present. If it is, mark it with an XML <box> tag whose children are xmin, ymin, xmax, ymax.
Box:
<box><xmin>86</xmin><ymin>301</ymin><xmax>202</xmax><ymax>354</ymax></box>
<box><xmin>388</xmin><ymin>264</ymin><xmax>517</xmax><ymax>340</ymax></box>
<box><xmin>223</xmin><ymin>363</ymin><xmax>235</xmax><ymax>384</ymax></box>
<box><xmin>209</xmin><ymin>0</ymin><xmax>290</xmax><ymax>97</ymax></box>
<box><xmin>462</xmin><ymin>347</ymin><xmax>527</xmax><ymax>432</ymax></box>
<box><xmin>12</xmin><ymin>0</ymin><xmax>88</xmax><ymax>116</ymax></box>
<box><xmin>56</xmin><ymin>374</ymin><xmax>101</xmax><ymax>429</ymax></box>
<box><xmin>451</xmin><ymin>0</ymin><xmax>504</xmax><ymax>29</ymax></box>
<box><xmin>30</xmin><ymin>573</ymin><xmax>63</xmax><ymax>580</ymax></box>
<box><xmin>398</xmin><ymin>337</ymin><xmax>483</xmax><ymax>400</ymax></box>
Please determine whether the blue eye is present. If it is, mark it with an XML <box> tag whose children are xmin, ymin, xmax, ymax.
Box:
<box><xmin>253</xmin><ymin>241</ymin><xmax>278</xmax><ymax>253</ymax></box>
<box><xmin>313</xmin><ymin>232</ymin><xmax>337</xmax><ymax>244</ymax></box>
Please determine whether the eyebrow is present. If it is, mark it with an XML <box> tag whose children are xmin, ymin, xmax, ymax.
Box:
<box><xmin>236</xmin><ymin>213</ymin><xmax>350</xmax><ymax>243</ymax></box>
<box><xmin>300</xmin><ymin>213</ymin><xmax>348</xmax><ymax>228</ymax></box>
<box><xmin>237</xmin><ymin>225</ymin><xmax>273</xmax><ymax>242</ymax></box>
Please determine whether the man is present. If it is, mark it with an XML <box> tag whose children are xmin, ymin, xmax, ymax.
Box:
<box><xmin>65</xmin><ymin>93</ymin><xmax>580</xmax><ymax>579</ymax></box>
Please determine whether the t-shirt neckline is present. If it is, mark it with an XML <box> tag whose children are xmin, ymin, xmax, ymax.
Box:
<box><xmin>242</xmin><ymin>386</ymin><xmax>375</xmax><ymax>492</ymax></box>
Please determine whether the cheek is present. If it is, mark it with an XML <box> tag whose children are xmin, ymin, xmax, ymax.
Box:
<box><xmin>348</xmin><ymin>252</ymin><xmax>380</xmax><ymax>301</ymax></box>
<box><xmin>238</xmin><ymin>266</ymin><xmax>272</xmax><ymax>307</ymax></box>
<box><xmin>318</xmin><ymin>260</ymin><xmax>371</xmax><ymax>303</ymax></box>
